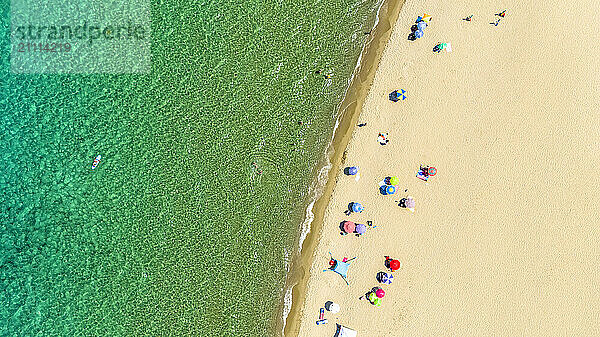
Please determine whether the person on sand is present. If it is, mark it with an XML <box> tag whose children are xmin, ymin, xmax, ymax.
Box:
<box><xmin>463</xmin><ymin>15</ymin><xmax>473</xmax><ymax>21</ymax></box>
<box><xmin>378</xmin><ymin>133</ymin><xmax>389</xmax><ymax>145</ymax></box>
<box><xmin>358</xmin><ymin>291</ymin><xmax>370</xmax><ymax>301</ymax></box>
<box><xmin>496</xmin><ymin>10</ymin><xmax>506</xmax><ymax>18</ymax></box>
<box><xmin>358</xmin><ymin>287</ymin><xmax>378</xmax><ymax>301</ymax></box>
<box><xmin>491</xmin><ymin>19</ymin><xmax>500</xmax><ymax>26</ymax></box>
<box><xmin>357</xmin><ymin>122</ymin><xmax>367</xmax><ymax>127</ymax></box>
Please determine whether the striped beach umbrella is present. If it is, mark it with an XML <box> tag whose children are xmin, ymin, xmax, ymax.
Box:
<box><xmin>381</xmin><ymin>272</ymin><xmax>394</xmax><ymax>285</ymax></box>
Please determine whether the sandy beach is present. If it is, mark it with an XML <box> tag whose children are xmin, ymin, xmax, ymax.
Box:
<box><xmin>286</xmin><ymin>0</ymin><xmax>600</xmax><ymax>335</ymax></box>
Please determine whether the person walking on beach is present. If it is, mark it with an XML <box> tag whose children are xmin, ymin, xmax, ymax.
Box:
<box><xmin>463</xmin><ymin>15</ymin><xmax>473</xmax><ymax>21</ymax></box>
<box><xmin>496</xmin><ymin>10</ymin><xmax>506</xmax><ymax>18</ymax></box>
<box><xmin>491</xmin><ymin>19</ymin><xmax>500</xmax><ymax>26</ymax></box>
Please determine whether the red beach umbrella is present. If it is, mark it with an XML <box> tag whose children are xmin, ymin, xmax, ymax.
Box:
<box><xmin>390</xmin><ymin>259</ymin><xmax>401</xmax><ymax>271</ymax></box>
<box><xmin>376</xmin><ymin>288</ymin><xmax>385</xmax><ymax>298</ymax></box>
<box><xmin>343</xmin><ymin>221</ymin><xmax>356</xmax><ymax>234</ymax></box>
<box><xmin>428</xmin><ymin>167</ymin><xmax>437</xmax><ymax>176</ymax></box>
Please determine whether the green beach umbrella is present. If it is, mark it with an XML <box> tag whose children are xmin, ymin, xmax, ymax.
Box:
<box><xmin>389</xmin><ymin>176</ymin><xmax>399</xmax><ymax>185</ymax></box>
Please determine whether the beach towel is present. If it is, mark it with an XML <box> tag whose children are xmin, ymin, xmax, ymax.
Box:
<box><xmin>324</xmin><ymin>253</ymin><xmax>357</xmax><ymax>285</ymax></box>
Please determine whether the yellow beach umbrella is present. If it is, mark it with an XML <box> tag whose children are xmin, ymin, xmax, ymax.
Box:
<box><xmin>422</xmin><ymin>14</ymin><xmax>432</xmax><ymax>22</ymax></box>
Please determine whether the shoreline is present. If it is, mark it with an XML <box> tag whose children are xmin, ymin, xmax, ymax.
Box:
<box><xmin>285</xmin><ymin>0</ymin><xmax>600</xmax><ymax>334</ymax></box>
<box><xmin>280</xmin><ymin>0</ymin><xmax>406</xmax><ymax>336</ymax></box>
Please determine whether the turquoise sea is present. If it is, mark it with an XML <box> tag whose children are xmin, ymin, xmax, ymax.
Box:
<box><xmin>1</xmin><ymin>0</ymin><xmax>380</xmax><ymax>335</ymax></box>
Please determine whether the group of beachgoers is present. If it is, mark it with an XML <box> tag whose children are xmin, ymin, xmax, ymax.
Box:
<box><xmin>461</xmin><ymin>10</ymin><xmax>507</xmax><ymax>26</ymax></box>
<box><xmin>316</xmin><ymin>9</ymin><xmax>508</xmax><ymax>332</ymax></box>
<box><xmin>318</xmin><ymin>112</ymin><xmax>440</xmax><ymax>328</ymax></box>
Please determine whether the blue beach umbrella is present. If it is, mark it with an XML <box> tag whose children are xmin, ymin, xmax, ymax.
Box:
<box><xmin>348</xmin><ymin>166</ymin><xmax>358</xmax><ymax>175</ymax></box>
<box><xmin>414</xmin><ymin>29</ymin><xmax>424</xmax><ymax>39</ymax></box>
<box><xmin>417</xmin><ymin>21</ymin><xmax>427</xmax><ymax>30</ymax></box>
<box><xmin>385</xmin><ymin>185</ymin><xmax>396</xmax><ymax>195</ymax></box>
<box><xmin>352</xmin><ymin>203</ymin><xmax>364</xmax><ymax>213</ymax></box>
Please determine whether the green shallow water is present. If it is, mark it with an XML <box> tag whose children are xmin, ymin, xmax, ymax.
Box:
<box><xmin>0</xmin><ymin>0</ymin><xmax>380</xmax><ymax>335</ymax></box>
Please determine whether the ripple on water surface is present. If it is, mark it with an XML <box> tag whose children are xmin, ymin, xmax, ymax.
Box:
<box><xmin>0</xmin><ymin>0</ymin><xmax>381</xmax><ymax>335</ymax></box>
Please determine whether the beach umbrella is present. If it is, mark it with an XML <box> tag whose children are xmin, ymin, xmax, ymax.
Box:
<box><xmin>355</xmin><ymin>223</ymin><xmax>366</xmax><ymax>235</ymax></box>
<box><xmin>381</xmin><ymin>272</ymin><xmax>394</xmax><ymax>285</ymax></box>
<box><xmin>376</xmin><ymin>288</ymin><xmax>385</xmax><ymax>298</ymax></box>
<box><xmin>389</xmin><ymin>176</ymin><xmax>399</xmax><ymax>185</ymax></box>
<box><xmin>414</xmin><ymin>29</ymin><xmax>424</xmax><ymax>39</ymax></box>
<box><xmin>385</xmin><ymin>185</ymin><xmax>396</xmax><ymax>195</ymax></box>
<box><xmin>421</xmin><ymin>14</ymin><xmax>432</xmax><ymax>22</ymax></box>
<box><xmin>373</xmin><ymin>297</ymin><xmax>382</xmax><ymax>307</ymax></box>
<box><xmin>390</xmin><ymin>259</ymin><xmax>401</xmax><ymax>271</ymax></box>
<box><xmin>351</xmin><ymin>203</ymin><xmax>364</xmax><ymax>213</ymax></box>
<box><xmin>343</xmin><ymin>221</ymin><xmax>356</xmax><ymax>234</ymax></box>
<box><xmin>327</xmin><ymin>302</ymin><xmax>340</xmax><ymax>313</ymax></box>
<box><xmin>428</xmin><ymin>166</ymin><xmax>437</xmax><ymax>176</ymax></box>
<box><xmin>405</xmin><ymin>197</ymin><xmax>415</xmax><ymax>209</ymax></box>
<box><xmin>348</xmin><ymin>166</ymin><xmax>358</xmax><ymax>175</ymax></box>
<box><xmin>417</xmin><ymin>21</ymin><xmax>427</xmax><ymax>30</ymax></box>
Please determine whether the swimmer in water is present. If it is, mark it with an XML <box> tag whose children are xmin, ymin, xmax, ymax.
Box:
<box><xmin>252</xmin><ymin>162</ymin><xmax>263</xmax><ymax>175</ymax></box>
